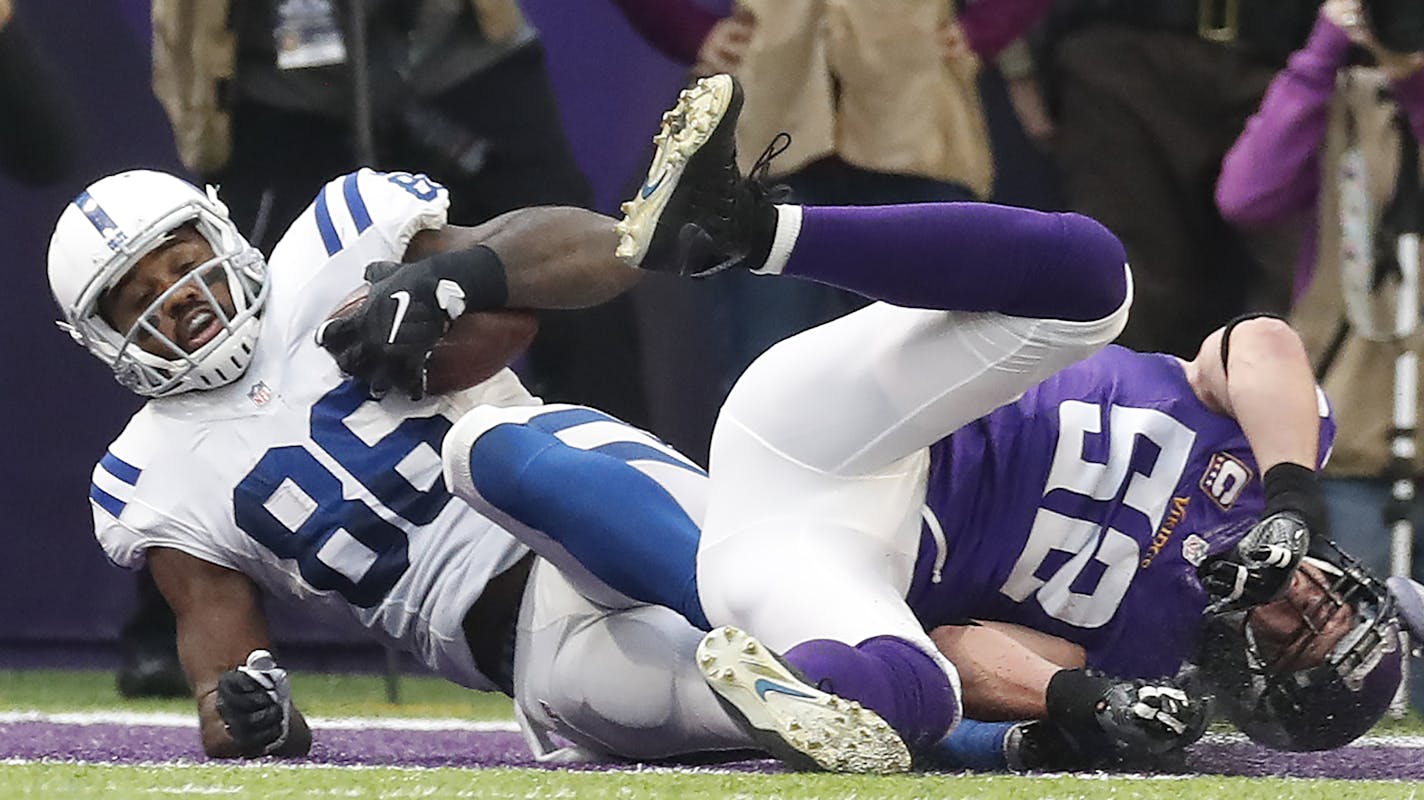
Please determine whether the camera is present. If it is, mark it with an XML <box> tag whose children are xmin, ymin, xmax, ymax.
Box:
<box><xmin>1364</xmin><ymin>0</ymin><xmax>1424</xmax><ymax>54</ymax></box>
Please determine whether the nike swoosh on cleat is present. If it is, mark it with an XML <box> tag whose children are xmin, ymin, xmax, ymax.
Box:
<box><xmin>387</xmin><ymin>290</ymin><xmax>412</xmax><ymax>344</ymax></box>
<box><xmin>754</xmin><ymin>678</ymin><xmax>815</xmax><ymax>701</ymax></box>
<box><xmin>641</xmin><ymin>167</ymin><xmax>670</xmax><ymax>198</ymax></box>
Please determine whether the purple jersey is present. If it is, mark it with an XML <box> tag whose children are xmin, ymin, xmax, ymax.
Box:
<box><xmin>906</xmin><ymin>346</ymin><xmax>1336</xmax><ymax>678</ymax></box>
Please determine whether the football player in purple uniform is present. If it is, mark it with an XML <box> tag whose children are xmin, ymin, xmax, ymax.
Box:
<box><xmin>323</xmin><ymin>75</ymin><xmax>1423</xmax><ymax>773</ymax></box>
<box><xmin>419</xmin><ymin>75</ymin><xmax>1417</xmax><ymax>773</ymax></box>
<box><xmin>607</xmin><ymin>75</ymin><xmax>1419</xmax><ymax>770</ymax></box>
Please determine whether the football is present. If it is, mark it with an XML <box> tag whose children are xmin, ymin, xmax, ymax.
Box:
<box><xmin>326</xmin><ymin>285</ymin><xmax>539</xmax><ymax>394</ymax></box>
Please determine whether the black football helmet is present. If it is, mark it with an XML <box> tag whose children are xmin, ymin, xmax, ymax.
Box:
<box><xmin>1197</xmin><ymin>539</ymin><xmax>1423</xmax><ymax>751</ymax></box>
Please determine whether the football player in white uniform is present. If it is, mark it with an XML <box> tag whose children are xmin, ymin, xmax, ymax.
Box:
<box><xmin>48</xmin><ymin>167</ymin><xmax>754</xmax><ymax>761</ymax></box>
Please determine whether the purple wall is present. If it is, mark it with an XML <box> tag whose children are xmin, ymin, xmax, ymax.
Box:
<box><xmin>0</xmin><ymin>0</ymin><xmax>697</xmax><ymax>658</ymax></box>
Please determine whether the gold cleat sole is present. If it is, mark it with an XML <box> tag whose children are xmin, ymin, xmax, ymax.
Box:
<box><xmin>615</xmin><ymin>74</ymin><xmax>739</xmax><ymax>267</ymax></box>
<box><xmin>696</xmin><ymin>626</ymin><xmax>912</xmax><ymax>774</ymax></box>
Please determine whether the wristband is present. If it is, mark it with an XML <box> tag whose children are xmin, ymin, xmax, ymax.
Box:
<box><xmin>1046</xmin><ymin>668</ymin><xmax>1110</xmax><ymax>741</ymax></box>
<box><xmin>419</xmin><ymin>245</ymin><xmax>509</xmax><ymax>315</ymax></box>
<box><xmin>1262</xmin><ymin>462</ymin><xmax>1328</xmax><ymax>536</ymax></box>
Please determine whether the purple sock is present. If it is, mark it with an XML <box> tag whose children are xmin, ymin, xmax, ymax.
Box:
<box><xmin>778</xmin><ymin>204</ymin><xmax>1127</xmax><ymax>322</ymax></box>
<box><xmin>783</xmin><ymin>636</ymin><xmax>958</xmax><ymax>750</ymax></box>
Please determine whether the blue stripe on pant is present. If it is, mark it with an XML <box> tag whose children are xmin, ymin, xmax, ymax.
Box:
<box><xmin>468</xmin><ymin>421</ymin><xmax>710</xmax><ymax>629</ymax></box>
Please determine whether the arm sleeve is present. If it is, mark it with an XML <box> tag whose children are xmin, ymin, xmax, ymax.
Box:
<box><xmin>0</xmin><ymin>12</ymin><xmax>77</xmax><ymax>186</ymax></box>
<box><xmin>1216</xmin><ymin>16</ymin><xmax>1350</xmax><ymax>227</ymax></box>
<box><xmin>89</xmin><ymin>424</ymin><xmax>243</xmax><ymax>573</ymax></box>
<box><xmin>605</xmin><ymin>0</ymin><xmax>720</xmax><ymax>65</ymax></box>
<box><xmin>94</xmin><ymin>505</ymin><xmax>242</xmax><ymax>573</ymax></box>
<box><xmin>314</xmin><ymin>168</ymin><xmax>451</xmax><ymax>260</ymax></box>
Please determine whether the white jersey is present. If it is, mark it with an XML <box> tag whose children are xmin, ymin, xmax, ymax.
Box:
<box><xmin>88</xmin><ymin>169</ymin><xmax>537</xmax><ymax>691</ymax></box>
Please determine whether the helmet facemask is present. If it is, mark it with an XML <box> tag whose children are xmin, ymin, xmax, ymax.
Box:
<box><xmin>57</xmin><ymin>185</ymin><xmax>268</xmax><ymax>398</ymax></box>
<box><xmin>1198</xmin><ymin>540</ymin><xmax>1408</xmax><ymax>751</ymax></box>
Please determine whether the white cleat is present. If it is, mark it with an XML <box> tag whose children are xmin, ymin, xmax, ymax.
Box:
<box><xmin>615</xmin><ymin>74</ymin><xmax>741</xmax><ymax>269</ymax></box>
<box><xmin>696</xmin><ymin>626</ymin><xmax>912</xmax><ymax>774</ymax></box>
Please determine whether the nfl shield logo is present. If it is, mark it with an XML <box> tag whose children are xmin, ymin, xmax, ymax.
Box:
<box><xmin>247</xmin><ymin>381</ymin><xmax>273</xmax><ymax>407</ymax></box>
<box><xmin>1181</xmin><ymin>534</ymin><xmax>1209</xmax><ymax>567</ymax></box>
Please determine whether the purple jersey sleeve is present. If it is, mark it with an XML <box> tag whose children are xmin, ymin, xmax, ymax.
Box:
<box><xmin>907</xmin><ymin>346</ymin><xmax>1336</xmax><ymax>678</ymax></box>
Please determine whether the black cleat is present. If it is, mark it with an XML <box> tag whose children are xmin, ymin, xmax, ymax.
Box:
<box><xmin>615</xmin><ymin>74</ymin><xmax>785</xmax><ymax>277</ymax></box>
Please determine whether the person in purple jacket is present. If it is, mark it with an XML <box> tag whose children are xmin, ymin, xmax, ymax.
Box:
<box><xmin>1217</xmin><ymin>0</ymin><xmax>1424</xmax><ymax>710</ymax></box>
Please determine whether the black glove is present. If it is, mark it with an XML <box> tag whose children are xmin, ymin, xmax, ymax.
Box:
<box><xmin>316</xmin><ymin>247</ymin><xmax>507</xmax><ymax>400</ymax></box>
<box><xmin>1199</xmin><ymin>510</ymin><xmax>1310</xmax><ymax>614</ymax></box>
<box><xmin>1046</xmin><ymin>668</ymin><xmax>1208</xmax><ymax>765</ymax></box>
<box><xmin>1198</xmin><ymin>463</ymin><xmax>1323</xmax><ymax>614</ymax></box>
<box><xmin>216</xmin><ymin>649</ymin><xmax>293</xmax><ymax>757</ymax></box>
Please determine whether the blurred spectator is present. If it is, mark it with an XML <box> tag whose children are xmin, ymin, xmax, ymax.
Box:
<box><xmin>0</xmin><ymin>0</ymin><xmax>76</xmax><ymax>186</ymax></box>
<box><xmin>612</xmin><ymin>0</ymin><xmax>1052</xmax><ymax>404</ymax></box>
<box><xmin>1044</xmin><ymin>0</ymin><xmax>1320</xmax><ymax>357</ymax></box>
<box><xmin>115</xmin><ymin>0</ymin><xmax>650</xmax><ymax>698</ymax></box>
<box><xmin>1216</xmin><ymin>0</ymin><xmax>1424</xmax><ymax>626</ymax></box>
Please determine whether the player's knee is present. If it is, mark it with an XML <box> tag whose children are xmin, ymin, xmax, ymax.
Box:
<box><xmin>1054</xmin><ymin>212</ymin><xmax>1131</xmax><ymax>324</ymax></box>
<box><xmin>442</xmin><ymin>405</ymin><xmax>540</xmax><ymax>503</ymax></box>
<box><xmin>1041</xmin><ymin>261</ymin><xmax>1131</xmax><ymax>354</ymax></box>
<box><xmin>697</xmin><ymin>547</ymin><xmax>786</xmax><ymax>630</ymax></box>
<box><xmin>542</xmin><ymin>619</ymin><xmax>689</xmax><ymax>757</ymax></box>
<box><xmin>1084</xmin><ymin>265</ymin><xmax>1131</xmax><ymax>343</ymax></box>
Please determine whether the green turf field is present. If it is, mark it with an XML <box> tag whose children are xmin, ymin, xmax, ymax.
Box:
<box><xmin>0</xmin><ymin>667</ymin><xmax>514</xmax><ymax>719</ymax></box>
<box><xmin>7</xmin><ymin>762</ymin><xmax>1424</xmax><ymax>800</ymax></box>
<box><xmin>5</xmin><ymin>669</ymin><xmax>1424</xmax><ymax>799</ymax></box>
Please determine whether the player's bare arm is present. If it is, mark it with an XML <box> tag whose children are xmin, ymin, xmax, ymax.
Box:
<box><xmin>930</xmin><ymin>620</ymin><xmax>1201</xmax><ymax>765</ymax></box>
<box><xmin>320</xmin><ymin>207</ymin><xmax>641</xmax><ymax>399</ymax></box>
<box><xmin>1188</xmin><ymin>317</ymin><xmax>1330</xmax><ymax>614</ymax></box>
<box><xmin>929</xmin><ymin>621</ymin><xmax>1083</xmax><ymax>720</ymax></box>
<box><xmin>147</xmin><ymin>547</ymin><xmax>312</xmax><ymax>758</ymax></box>
<box><xmin>404</xmin><ymin>207</ymin><xmax>641</xmax><ymax>310</ymax></box>
<box><xmin>1187</xmin><ymin>316</ymin><xmax>1321</xmax><ymax>472</ymax></box>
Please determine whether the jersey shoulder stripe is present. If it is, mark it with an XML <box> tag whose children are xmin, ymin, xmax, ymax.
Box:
<box><xmin>91</xmin><ymin>450</ymin><xmax>142</xmax><ymax>518</ymax></box>
<box><xmin>313</xmin><ymin>186</ymin><xmax>344</xmax><ymax>256</ymax></box>
<box><xmin>313</xmin><ymin>172</ymin><xmax>379</xmax><ymax>256</ymax></box>
<box><xmin>343</xmin><ymin>172</ymin><xmax>373</xmax><ymax>232</ymax></box>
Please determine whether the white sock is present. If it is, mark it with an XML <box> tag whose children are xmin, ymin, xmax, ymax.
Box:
<box><xmin>751</xmin><ymin>204</ymin><xmax>804</xmax><ymax>276</ymax></box>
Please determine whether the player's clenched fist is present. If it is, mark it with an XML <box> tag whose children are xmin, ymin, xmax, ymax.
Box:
<box><xmin>216</xmin><ymin>649</ymin><xmax>293</xmax><ymax>756</ymax></box>
<box><xmin>1047</xmin><ymin>668</ymin><xmax>1207</xmax><ymax>764</ymax></box>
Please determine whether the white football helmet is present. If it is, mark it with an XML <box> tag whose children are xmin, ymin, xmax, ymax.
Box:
<box><xmin>47</xmin><ymin>170</ymin><xmax>268</xmax><ymax>397</ymax></box>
